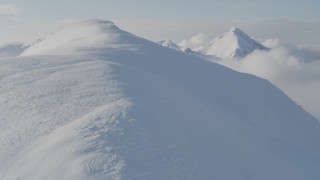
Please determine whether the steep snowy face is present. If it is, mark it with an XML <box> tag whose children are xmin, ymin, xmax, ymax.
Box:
<box><xmin>202</xmin><ymin>27</ymin><xmax>267</xmax><ymax>59</ymax></box>
<box><xmin>21</xmin><ymin>19</ymin><xmax>138</xmax><ymax>56</ymax></box>
<box><xmin>1</xmin><ymin>20</ymin><xmax>320</xmax><ymax>180</ymax></box>
<box><xmin>157</xmin><ymin>39</ymin><xmax>181</xmax><ymax>51</ymax></box>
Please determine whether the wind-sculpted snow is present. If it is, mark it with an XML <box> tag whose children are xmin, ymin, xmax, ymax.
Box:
<box><xmin>21</xmin><ymin>20</ymin><xmax>138</xmax><ymax>56</ymax></box>
<box><xmin>0</xmin><ymin>43</ymin><xmax>28</xmax><ymax>58</ymax></box>
<box><xmin>1</xmin><ymin>20</ymin><xmax>320</xmax><ymax>180</ymax></box>
<box><xmin>0</xmin><ymin>55</ymin><xmax>131</xmax><ymax>179</ymax></box>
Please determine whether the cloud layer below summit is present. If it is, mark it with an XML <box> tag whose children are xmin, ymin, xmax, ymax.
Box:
<box><xmin>218</xmin><ymin>39</ymin><xmax>320</xmax><ymax>119</ymax></box>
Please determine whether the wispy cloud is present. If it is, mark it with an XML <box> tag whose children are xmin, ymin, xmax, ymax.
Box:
<box><xmin>179</xmin><ymin>33</ymin><xmax>206</xmax><ymax>51</ymax></box>
<box><xmin>0</xmin><ymin>4</ymin><xmax>19</xmax><ymax>20</ymax></box>
<box><xmin>217</xmin><ymin>40</ymin><xmax>320</xmax><ymax>120</ymax></box>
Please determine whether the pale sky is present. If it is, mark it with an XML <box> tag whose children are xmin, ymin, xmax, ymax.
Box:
<box><xmin>0</xmin><ymin>0</ymin><xmax>320</xmax><ymax>44</ymax></box>
<box><xmin>2</xmin><ymin>0</ymin><xmax>320</xmax><ymax>21</ymax></box>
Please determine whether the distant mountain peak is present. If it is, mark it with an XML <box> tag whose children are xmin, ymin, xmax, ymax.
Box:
<box><xmin>83</xmin><ymin>19</ymin><xmax>115</xmax><ymax>25</ymax></box>
<box><xmin>229</xmin><ymin>26</ymin><xmax>240</xmax><ymax>32</ymax></box>
<box><xmin>229</xmin><ymin>27</ymin><xmax>248</xmax><ymax>37</ymax></box>
<box><xmin>202</xmin><ymin>27</ymin><xmax>267</xmax><ymax>59</ymax></box>
<box><xmin>158</xmin><ymin>39</ymin><xmax>181</xmax><ymax>51</ymax></box>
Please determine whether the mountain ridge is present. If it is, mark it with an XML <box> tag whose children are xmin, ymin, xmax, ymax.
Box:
<box><xmin>1</xmin><ymin>19</ymin><xmax>320</xmax><ymax>180</ymax></box>
<box><xmin>156</xmin><ymin>27</ymin><xmax>268</xmax><ymax>59</ymax></box>
<box><xmin>21</xmin><ymin>19</ymin><xmax>140</xmax><ymax>56</ymax></box>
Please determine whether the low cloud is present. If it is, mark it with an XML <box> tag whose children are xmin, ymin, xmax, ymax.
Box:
<box><xmin>179</xmin><ymin>33</ymin><xmax>207</xmax><ymax>51</ymax></box>
<box><xmin>217</xmin><ymin>40</ymin><xmax>320</xmax><ymax>120</ymax></box>
<box><xmin>0</xmin><ymin>4</ymin><xmax>19</xmax><ymax>20</ymax></box>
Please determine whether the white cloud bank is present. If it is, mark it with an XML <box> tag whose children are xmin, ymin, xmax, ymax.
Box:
<box><xmin>179</xmin><ymin>33</ymin><xmax>206</xmax><ymax>51</ymax></box>
<box><xmin>217</xmin><ymin>40</ymin><xmax>320</xmax><ymax>120</ymax></box>
<box><xmin>0</xmin><ymin>4</ymin><xmax>19</xmax><ymax>20</ymax></box>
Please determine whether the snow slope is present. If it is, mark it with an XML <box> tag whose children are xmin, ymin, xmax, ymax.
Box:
<box><xmin>1</xmin><ymin>19</ymin><xmax>320</xmax><ymax>180</ymax></box>
<box><xmin>21</xmin><ymin>20</ymin><xmax>137</xmax><ymax>56</ymax></box>
<box><xmin>202</xmin><ymin>27</ymin><xmax>268</xmax><ymax>58</ymax></box>
<box><xmin>157</xmin><ymin>39</ymin><xmax>181</xmax><ymax>51</ymax></box>
<box><xmin>0</xmin><ymin>43</ymin><xmax>28</xmax><ymax>58</ymax></box>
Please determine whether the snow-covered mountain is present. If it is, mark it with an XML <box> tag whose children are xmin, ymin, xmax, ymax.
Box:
<box><xmin>21</xmin><ymin>20</ymin><xmax>135</xmax><ymax>56</ymax></box>
<box><xmin>1</xmin><ymin>19</ymin><xmax>320</xmax><ymax>180</ymax></box>
<box><xmin>202</xmin><ymin>27</ymin><xmax>268</xmax><ymax>59</ymax></box>
<box><xmin>157</xmin><ymin>39</ymin><xmax>181</xmax><ymax>51</ymax></box>
<box><xmin>0</xmin><ymin>43</ymin><xmax>28</xmax><ymax>58</ymax></box>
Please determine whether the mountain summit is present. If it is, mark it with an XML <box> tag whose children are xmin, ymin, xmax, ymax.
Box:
<box><xmin>2</xmin><ymin>20</ymin><xmax>320</xmax><ymax>180</ymax></box>
<box><xmin>202</xmin><ymin>27</ymin><xmax>267</xmax><ymax>58</ymax></box>
<box><xmin>21</xmin><ymin>19</ymin><xmax>138</xmax><ymax>56</ymax></box>
<box><xmin>157</xmin><ymin>39</ymin><xmax>181</xmax><ymax>51</ymax></box>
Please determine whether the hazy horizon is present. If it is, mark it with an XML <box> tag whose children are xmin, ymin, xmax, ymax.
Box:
<box><xmin>0</xmin><ymin>1</ymin><xmax>320</xmax><ymax>46</ymax></box>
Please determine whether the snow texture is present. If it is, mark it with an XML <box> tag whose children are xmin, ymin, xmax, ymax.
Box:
<box><xmin>1</xmin><ymin>19</ymin><xmax>320</xmax><ymax>180</ymax></box>
<box><xmin>0</xmin><ymin>43</ymin><xmax>28</xmax><ymax>58</ymax></box>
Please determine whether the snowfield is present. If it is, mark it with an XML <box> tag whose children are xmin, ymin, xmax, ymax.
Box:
<box><xmin>1</xmin><ymin>19</ymin><xmax>320</xmax><ymax>180</ymax></box>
